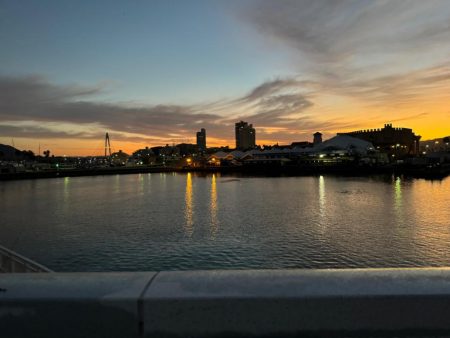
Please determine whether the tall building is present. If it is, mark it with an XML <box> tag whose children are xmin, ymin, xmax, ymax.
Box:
<box><xmin>338</xmin><ymin>124</ymin><xmax>421</xmax><ymax>155</ymax></box>
<box><xmin>196</xmin><ymin>128</ymin><xmax>206</xmax><ymax>151</ymax></box>
<box><xmin>235</xmin><ymin>121</ymin><xmax>256</xmax><ymax>150</ymax></box>
<box><xmin>313</xmin><ymin>132</ymin><xmax>323</xmax><ymax>145</ymax></box>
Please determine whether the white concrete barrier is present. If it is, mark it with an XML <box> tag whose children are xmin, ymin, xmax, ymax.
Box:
<box><xmin>1</xmin><ymin>268</ymin><xmax>450</xmax><ymax>337</ymax></box>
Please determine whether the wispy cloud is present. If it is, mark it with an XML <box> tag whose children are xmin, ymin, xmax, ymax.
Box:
<box><xmin>240</xmin><ymin>0</ymin><xmax>450</xmax><ymax>107</ymax></box>
<box><xmin>244</xmin><ymin>0</ymin><xmax>450</xmax><ymax>64</ymax></box>
<box><xmin>0</xmin><ymin>75</ymin><xmax>321</xmax><ymax>145</ymax></box>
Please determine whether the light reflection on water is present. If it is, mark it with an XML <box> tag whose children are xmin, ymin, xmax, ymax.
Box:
<box><xmin>0</xmin><ymin>173</ymin><xmax>449</xmax><ymax>272</ymax></box>
<box><xmin>210</xmin><ymin>174</ymin><xmax>218</xmax><ymax>239</ymax></box>
<box><xmin>318</xmin><ymin>175</ymin><xmax>326</xmax><ymax>223</ymax></box>
<box><xmin>393</xmin><ymin>176</ymin><xmax>404</xmax><ymax>228</ymax></box>
<box><xmin>184</xmin><ymin>172</ymin><xmax>193</xmax><ymax>237</ymax></box>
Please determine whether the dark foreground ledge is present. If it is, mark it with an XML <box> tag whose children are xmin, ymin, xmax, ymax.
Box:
<box><xmin>1</xmin><ymin>268</ymin><xmax>450</xmax><ymax>338</ymax></box>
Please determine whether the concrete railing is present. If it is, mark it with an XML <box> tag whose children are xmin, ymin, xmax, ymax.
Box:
<box><xmin>0</xmin><ymin>244</ymin><xmax>52</xmax><ymax>273</ymax></box>
<box><xmin>1</xmin><ymin>268</ymin><xmax>450</xmax><ymax>337</ymax></box>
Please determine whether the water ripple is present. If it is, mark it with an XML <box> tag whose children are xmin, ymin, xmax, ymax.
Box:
<box><xmin>0</xmin><ymin>174</ymin><xmax>449</xmax><ymax>271</ymax></box>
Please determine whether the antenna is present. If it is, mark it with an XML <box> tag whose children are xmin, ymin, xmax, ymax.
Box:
<box><xmin>105</xmin><ymin>132</ymin><xmax>112</xmax><ymax>157</ymax></box>
<box><xmin>11</xmin><ymin>138</ymin><xmax>15</xmax><ymax>148</ymax></box>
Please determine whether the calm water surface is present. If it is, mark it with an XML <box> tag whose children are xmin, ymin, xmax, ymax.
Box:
<box><xmin>1</xmin><ymin>173</ymin><xmax>449</xmax><ymax>271</ymax></box>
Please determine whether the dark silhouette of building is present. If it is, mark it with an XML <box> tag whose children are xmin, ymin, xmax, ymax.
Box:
<box><xmin>177</xmin><ymin>143</ymin><xmax>199</xmax><ymax>156</ymax></box>
<box><xmin>132</xmin><ymin>147</ymin><xmax>156</xmax><ymax>165</ymax></box>
<box><xmin>291</xmin><ymin>141</ymin><xmax>313</xmax><ymax>148</ymax></box>
<box><xmin>313</xmin><ymin>132</ymin><xmax>323</xmax><ymax>145</ymax></box>
<box><xmin>235</xmin><ymin>121</ymin><xmax>256</xmax><ymax>150</ymax></box>
<box><xmin>338</xmin><ymin>124</ymin><xmax>421</xmax><ymax>156</ymax></box>
<box><xmin>196</xmin><ymin>128</ymin><xmax>206</xmax><ymax>151</ymax></box>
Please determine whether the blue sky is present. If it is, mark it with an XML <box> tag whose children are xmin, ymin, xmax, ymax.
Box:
<box><xmin>1</xmin><ymin>0</ymin><xmax>449</xmax><ymax>154</ymax></box>
<box><xmin>0</xmin><ymin>0</ymin><xmax>290</xmax><ymax>104</ymax></box>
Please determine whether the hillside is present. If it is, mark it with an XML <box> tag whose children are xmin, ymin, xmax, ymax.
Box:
<box><xmin>0</xmin><ymin>144</ymin><xmax>35</xmax><ymax>161</ymax></box>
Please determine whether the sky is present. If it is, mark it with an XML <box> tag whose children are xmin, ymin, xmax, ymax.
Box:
<box><xmin>1</xmin><ymin>0</ymin><xmax>449</xmax><ymax>156</ymax></box>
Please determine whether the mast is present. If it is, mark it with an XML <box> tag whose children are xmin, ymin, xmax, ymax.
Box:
<box><xmin>105</xmin><ymin>132</ymin><xmax>112</xmax><ymax>157</ymax></box>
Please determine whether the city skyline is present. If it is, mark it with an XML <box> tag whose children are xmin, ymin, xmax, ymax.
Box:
<box><xmin>1</xmin><ymin>0</ymin><xmax>450</xmax><ymax>156</ymax></box>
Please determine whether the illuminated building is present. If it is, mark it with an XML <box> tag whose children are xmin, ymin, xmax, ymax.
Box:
<box><xmin>196</xmin><ymin>128</ymin><xmax>206</xmax><ymax>151</ymax></box>
<box><xmin>338</xmin><ymin>124</ymin><xmax>421</xmax><ymax>156</ymax></box>
<box><xmin>235</xmin><ymin>121</ymin><xmax>256</xmax><ymax>150</ymax></box>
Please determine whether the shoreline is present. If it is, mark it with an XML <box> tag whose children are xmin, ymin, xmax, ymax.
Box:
<box><xmin>1</xmin><ymin>163</ymin><xmax>449</xmax><ymax>181</ymax></box>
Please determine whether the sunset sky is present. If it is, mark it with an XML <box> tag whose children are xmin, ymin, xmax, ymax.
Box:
<box><xmin>1</xmin><ymin>0</ymin><xmax>449</xmax><ymax>156</ymax></box>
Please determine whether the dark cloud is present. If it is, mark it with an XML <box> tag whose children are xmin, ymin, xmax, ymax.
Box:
<box><xmin>243</xmin><ymin>93</ymin><xmax>313</xmax><ymax>126</ymax></box>
<box><xmin>0</xmin><ymin>75</ymin><xmax>226</xmax><ymax>140</ymax></box>
<box><xmin>0</xmin><ymin>124</ymin><xmax>96</xmax><ymax>139</ymax></box>
<box><xmin>228</xmin><ymin>78</ymin><xmax>314</xmax><ymax>127</ymax></box>
<box><xmin>9</xmin><ymin>71</ymin><xmax>434</xmax><ymax>146</ymax></box>
<box><xmin>0</xmin><ymin>75</ymin><xmax>103</xmax><ymax>120</ymax></box>
<box><xmin>240</xmin><ymin>78</ymin><xmax>303</xmax><ymax>102</ymax></box>
<box><xmin>2</xmin><ymin>65</ymin><xmax>444</xmax><ymax>148</ymax></box>
<box><xmin>0</xmin><ymin>75</ymin><xmax>318</xmax><ymax>143</ymax></box>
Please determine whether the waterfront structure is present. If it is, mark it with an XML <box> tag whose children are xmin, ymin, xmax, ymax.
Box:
<box><xmin>420</xmin><ymin>137</ymin><xmax>450</xmax><ymax>153</ymax></box>
<box><xmin>252</xmin><ymin>135</ymin><xmax>376</xmax><ymax>164</ymax></box>
<box><xmin>132</xmin><ymin>147</ymin><xmax>154</xmax><ymax>158</ymax></box>
<box><xmin>208</xmin><ymin>151</ymin><xmax>233</xmax><ymax>165</ymax></box>
<box><xmin>158</xmin><ymin>145</ymin><xmax>181</xmax><ymax>161</ymax></box>
<box><xmin>176</xmin><ymin>143</ymin><xmax>199</xmax><ymax>156</ymax></box>
<box><xmin>196</xmin><ymin>128</ymin><xmax>206</xmax><ymax>151</ymax></box>
<box><xmin>338</xmin><ymin>124</ymin><xmax>421</xmax><ymax>156</ymax></box>
<box><xmin>207</xmin><ymin>150</ymin><xmax>250</xmax><ymax>166</ymax></box>
<box><xmin>235</xmin><ymin>121</ymin><xmax>256</xmax><ymax>150</ymax></box>
<box><xmin>209</xmin><ymin>135</ymin><xmax>379</xmax><ymax>166</ymax></box>
<box><xmin>313</xmin><ymin>132</ymin><xmax>323</xmax><ymax>145</ymax></box>
<box><xmin>291</xmin><ymin>141</ymin><xmax>313</xmax><ymax>148</ymax></box>
<box><xmin>131</xmin><ymin>147</ymin><xmax>156</xmax><ymax>165</ymax></box>
<box><xmin>311</xmin><ymin>135</ymin><xmax>374</xmax><ymax>155</ymax></box>
<box><xmin>111</xmin><ymin>150</ymin><xmax>129</xmax><ymax>165</ymax></box>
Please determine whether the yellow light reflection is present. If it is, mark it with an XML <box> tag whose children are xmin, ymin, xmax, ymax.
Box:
<box><xmin>210</xmin><ymin>174</ymin><xmax>218</xmax><ymax>238</ymax></box>
<box><xmin>114</xmin><ymin>174</ymin><xmax>121</xmax><ymax>193</ymax></box>
<box><xmin>394</xmin><ymin>176</ymin><xmax>404</xmax><ymax>223</ymax></box>
<box><xmin>319</xmin><ymin>175</ymin><xmax>325</xmax><ymax>217</ymax></box>
<box><xmin>394</xmin><ymin>177</ymin><xmax>402</xmax><ymax>206</ymax></box>
<box><xmin>63</xmin><ymin>176</ymin><xmax>70</xmax><ymax>203</ymax></box>
<box><xmin>184</xmin><ymin>173</ymin><xmax>193</xmax><ymax>237</ymax></box>
<box><xmin>138</xmin><ymin>173</ymin><xmax>144</xmax><ymax>195</ymax></box>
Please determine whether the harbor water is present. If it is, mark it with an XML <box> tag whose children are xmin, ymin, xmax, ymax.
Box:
<box><xmin>1</xmin><ymin>173</ymin><xmax>449</xmax><ymax>272</ymax></box>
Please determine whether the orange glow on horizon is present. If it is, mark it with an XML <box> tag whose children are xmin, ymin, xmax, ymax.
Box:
<box><xmin>2</xmin><ymin>113</ymin><xmax>449</xmax><ymax>156</ymax></box>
